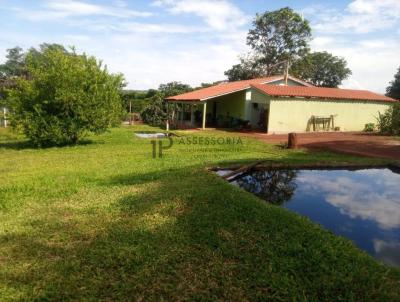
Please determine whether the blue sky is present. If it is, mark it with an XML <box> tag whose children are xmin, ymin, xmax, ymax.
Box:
<box><xmin>0</xmin><ymin>0</ymin><xmax>399</xmax><ymax>92</ymax></box>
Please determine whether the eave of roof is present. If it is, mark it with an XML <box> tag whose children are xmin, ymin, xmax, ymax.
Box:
<box><xmin>165</xmin><ymin>75</ymin><xmax>313</xmax><ymax>102</ymax></box>
<box><xmin>251</xmin><ymin>83</ymin><xmax>397</xmax><ymax>103</ymax></box>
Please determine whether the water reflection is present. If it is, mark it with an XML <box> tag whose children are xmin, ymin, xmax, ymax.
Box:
<box><xmin>233</xmin><ymin>170</ymin><xmax>297</xmax><ymax>205</ymax></box>
<box><xmin>373</xmin><ymin>239</ymin><xmax>400</xmax><ymax>268</ymax></box>
<box><xmin>296</xmin><ymin>169</ymin><xmax>400</xmax><ymax>230</ymax></box>
<box><xmin>230</xmin><ymin>168</ymin><xmax>400</xmax><ymax>268</ymax></box>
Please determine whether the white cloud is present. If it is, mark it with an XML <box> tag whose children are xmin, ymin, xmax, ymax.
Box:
<box><xmin>311</xmin><ymin>37</ymin><xmax>400</xmax><ymax>92</ymax></box>
<box><xmin>94</xmin><ymin>36</ymin><xmax>244</xmax><ymax>88</ymax></box>
<box><xmin>2</xmin><ymin>0</ymin><xmax>398</xmax><ymax>91</ymax></box>
<box><xmin>153</xmin><ymin>0</ymin><xmax>249</xmax><ymax>31</ymax></box>
<box><xmin>18</xmin><ymin>0</ymin><xmax>153</xmax><ymax>21</ymax></box>
<box><xmin>303</xmin><ymin>1</ymin><xmax>400</xmax><ymax>92</ymax></box>
<box><xmin>307</xmin><ymin>0</ymin><xmax>400</xmax><ymax>34</ymax></box>
<box><xmin>0</xmin><ymin>0</ymin><xmax>250</xmax><ymax>89</ymax></box>
<box><xmin>115</xmin><ymin>22</ymin><xmax>207</xmax><ymax>34</ymax></box>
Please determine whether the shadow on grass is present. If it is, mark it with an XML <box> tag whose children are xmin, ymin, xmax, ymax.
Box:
<box><xmin>1</xmin><ymin>163</ymin><xmax>399</xmax><ymax>301</ymax></box>
<box><xmin>0</xmin><ymin>138</ymin><xmax>100</xmax><ymax>150</ymax></box>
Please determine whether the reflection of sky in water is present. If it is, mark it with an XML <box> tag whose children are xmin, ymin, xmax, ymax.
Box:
<box><xmin>234</xmin><ymin>168</ymin><xmax>400</xmax><ymax>268</ymax></box>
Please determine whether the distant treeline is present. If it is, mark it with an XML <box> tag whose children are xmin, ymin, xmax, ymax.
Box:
<box><xmin>121</xmin><ymin>81</ymin><xmax>222</xmax><ymax>113</ymax></box>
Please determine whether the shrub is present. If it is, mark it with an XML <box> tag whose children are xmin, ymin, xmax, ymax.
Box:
<box><xmin>376</xmin><ymin>102</ymin><xmax>400</xmax><ymax>135</ymax></box>
<box><xmin>8</xmin><ymin>47</ymin><xmax>124</xmax><ymax>146</ymax></box>
<box><xmin>363</xmin><ymin>123</ymin><xmax>375</xmax><ymax>132</ymax></box>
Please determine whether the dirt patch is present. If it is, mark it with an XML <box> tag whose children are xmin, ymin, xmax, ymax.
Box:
<box><xmin>239</xmin><ymin>132</ymin><xmax>400</xmax><ymax>160</ymax></box>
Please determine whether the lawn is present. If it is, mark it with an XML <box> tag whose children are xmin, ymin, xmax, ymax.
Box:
<box><xmin>0</xmin><ymin>125</ymin><xmax>399</xmax><ymax>301</ymax></box>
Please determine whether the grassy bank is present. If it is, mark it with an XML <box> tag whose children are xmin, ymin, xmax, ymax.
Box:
<box><xmin>0</xmin><ymin>126</ymin><xmax>399</xmax><ymax>301</ymax></box>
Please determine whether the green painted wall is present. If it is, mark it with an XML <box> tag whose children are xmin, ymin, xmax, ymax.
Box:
<box><xmin>204</xmin><ymin>79</ymin><xmax>304</xmax><ymax>123</ymax></box>
<box><xmin>268</xmin><ymin>98</ymin><xmax>391</xmax><ymax>133</ymax></box>
<box><xmin>206</xmin><ymin>90</ymin><xmax>246</xmax><ymax>119</ymax></box>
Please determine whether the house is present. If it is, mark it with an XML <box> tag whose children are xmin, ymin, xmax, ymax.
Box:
<box><xmin>165</xmin><ymin>75</ymin><xmax>397</xmax><ymax>133</ymax></box>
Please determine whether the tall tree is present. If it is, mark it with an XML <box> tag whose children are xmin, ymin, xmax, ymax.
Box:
<box><xmin>386</xmin><ymin>67</ymin><xmax>400</xmax><ymax>100</ymax></box>
<box><xmin>290</xmin><ymin>52</ymin><xmax>351</xmax><ymax>87</ymax></box>
<box><xmin>246</xmin><ymin>7</ymin><xmax>311</xmax><ymax>74</ymax></box>
<box><xmin>225</xmin><ymin>7</ymin><xmax>353</xmax><ymax>86</ymax></box>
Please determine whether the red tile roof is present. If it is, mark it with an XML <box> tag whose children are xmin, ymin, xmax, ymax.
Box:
<box><xmin>166</xmin><ymin>75</ymin><xmax>312</xmax><ymax>102</ymax></box>
<box><xmin>251</xmin><ymin>84</ymin><xmax>397</xmax><ymax>103</ymax></box>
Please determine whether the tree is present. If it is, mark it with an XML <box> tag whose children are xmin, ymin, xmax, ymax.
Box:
<box><xmin>225</xmin><ymin>7</ymin><xmax>353</xmax><ymax>84</ymax></box>
<box><xmin>158</xmin><ymin>81</ymin><xmax>192</xmax><ymax>97</ymax></box>
<box><xmin>376</xmin><ymin>102</ymin><xmax>400</xmax><ymax>135</ymax></box>
<box><xmin>386</xmin><ymin>67</ymin><xmax>400</xmax><ymax>100</ymax></box>
<box><xmin>145</xmin><ymin>89</ymin><xmax>158</xmax><ymax>98</ymax></box>
<box><xmin>140</xmin><ymin>93</ymin><xmax>168</xmax><ymax>126</ymax></box>
<box><xmin>121</xmin><ymin>90</ymin><xmax>150</xmax><ymax>114</ymax></box>
<box><xmin>224</xmin><ymin>55</ymin><xmax>264</xmax><ymax>81</ymax></box>
<box><xmin>196</xmin><ymin>81</ymin><xmax>225</xmax><ymax>89</ymax></box>
<box><xmin>246</xmin><ymin>7</ymin><xmax>311</xmax><ymax>74</ymax></box>
<box><xmin>140</xmin><ymin>82</ymin><xmax>192</xmax><ymax>127</ymax></box>
<box><xmin>0</xmin><ymin>47</ymin><xmax>26</xmax><ymax>78</ymax></box>
<box><xmin>290</xmin><ymin>51</ymin><xmax>351</xmax><ymax>87</ymax></box>
<box><xmin>8</xmin><ymin>46</ymin><xmax>124</xmax><ymax>146</ymax></box>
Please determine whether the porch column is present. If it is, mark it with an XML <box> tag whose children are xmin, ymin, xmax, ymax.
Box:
<box><xmin>190</xmin><ymin>104</ymin><xmax>194</xmax><ymax>127</ymax></box>
<box><xmin>166</xmin><ymin>102</ymin><xmax>169</xmax><ymax>131</ymax></box>
<box><xmin>202</xmin><ymin>102</ymin><xmax>207</xmax><ymax>130</ymax></box>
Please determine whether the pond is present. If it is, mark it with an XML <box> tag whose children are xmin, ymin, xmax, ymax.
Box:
<box><xmin>222</xmin><ymin>167</ymin><xmax>400</xmax><ymax>268</ymax></box>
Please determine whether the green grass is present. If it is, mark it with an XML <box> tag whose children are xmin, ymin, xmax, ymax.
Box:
<box><xmin>0</xmin><ymin>125</ymin><xmax>399</xmax><ymax>301</ymax></box>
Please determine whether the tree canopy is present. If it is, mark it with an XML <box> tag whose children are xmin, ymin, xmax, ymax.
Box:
<box><xmin>386</xmin><ymin>67</ymin><xmax>400</xmax><ymax>100</ymax></box>
<box><xmin>247</xmin><ymin>7</ymin><xmax>311</xmax><ymax>73</ymax></box>
<box><xmin>224</xmin><ymin>55</ymin><xmax>264</xmax><ymax>81</ymax></box>
<box><xmin>290</xmin><ymin>52</ymin><xmax>352</xmax><ymax>87</ymax></box>
<box><xmin>158</xmin><ymin>81</ymin><xmax>192</xmax><ymax>98</ymax></box>
<box><xmin>225</xmin><ymin>7</ymin><xmax>352</xmax><ymax>87</ymax></box>
<box><xmin>8</xmin><ymin>46</ymin><xmax>124</xmax><ymax>146</ymax></box>
<box><xmin>0</xmin><ymin>47</ymin><xmax>26</xmax><ymax>79</ymax></box>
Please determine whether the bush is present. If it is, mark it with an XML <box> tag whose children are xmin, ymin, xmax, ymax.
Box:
<box><xmin>363</xmin><ymin>123</ymin><xmax>375</xmax><ymax>132</ymax></box>
<box><xmin>376</xmin><ymin>102</ymin><xmax>400</xmax><ymax>135</ymax></box>
<box><xmin>8</xmin><ymin>47</ymin><xmax>124</xmax><ymax>146</ymax></box>
<box><xmin>140</xmin><ymin>94</ymin><xmax>167</xmax><ymax>127</ymax></box>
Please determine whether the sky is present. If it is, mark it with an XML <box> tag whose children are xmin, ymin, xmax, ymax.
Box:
<box><xmin>0</xmin><ymin>0</ymin><xmax>399</xmax><ymax>92</ymax></box>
